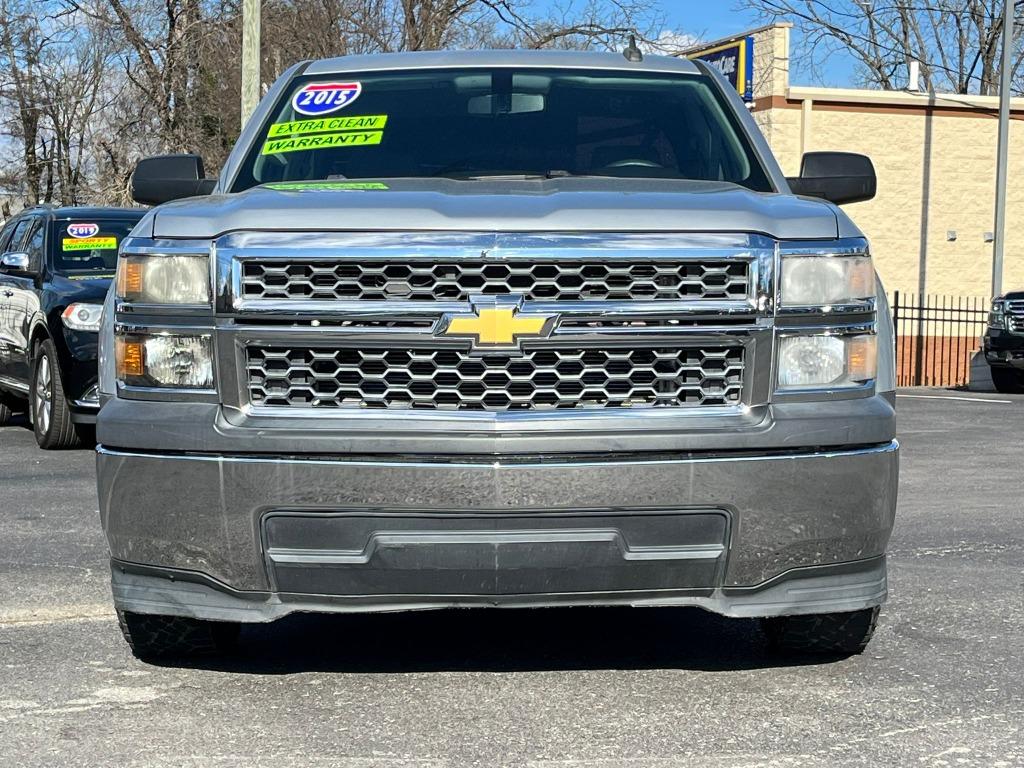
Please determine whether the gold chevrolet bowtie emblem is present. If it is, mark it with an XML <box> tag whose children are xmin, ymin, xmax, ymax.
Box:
<box><xmin>444</xmin><ymin>307</ymin><xmax>551</xmax><ymax>346</ymax></box>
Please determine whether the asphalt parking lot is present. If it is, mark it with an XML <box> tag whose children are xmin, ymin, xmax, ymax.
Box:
<box><xmin>1</xmin><ymin>390</ymin><xmax>1021</xmax><ymax>767</ymax></box>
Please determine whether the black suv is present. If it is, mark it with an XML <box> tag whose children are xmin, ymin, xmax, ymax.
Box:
<box><xmin>0</xmin><ymin>205</ymin><xmax>145</xmax><ymax>448</ymax></box>
<box><xmin>984</xmin><ymin>291</ymin><xmax>1024</xmax><ymax>393</ymax></box>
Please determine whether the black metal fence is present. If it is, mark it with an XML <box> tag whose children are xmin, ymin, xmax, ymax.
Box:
<box><xmin>890</xmin><ymin>292</ymin><xmax>990</xmax><ymax>387</ymax></box>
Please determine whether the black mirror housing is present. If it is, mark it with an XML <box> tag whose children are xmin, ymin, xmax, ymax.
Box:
<box><xmin>131</xmin><ymin>154</ymin><xmax>216</xmax><ymax>206</ymax></box>
<box><xmin>787</xmin><ymin>151</ymin><xmax>877</xmax><ymax>206</ymax></box>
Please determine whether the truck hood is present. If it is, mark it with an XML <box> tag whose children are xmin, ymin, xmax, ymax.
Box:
<box><xmin>150</xmin><ymin>178</ymin><xmax>841</xmax><ymax>240</ymax></box>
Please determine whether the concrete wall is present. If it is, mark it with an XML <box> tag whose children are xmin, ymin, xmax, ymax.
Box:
<box><xmin>746</xmin><ymin>25</ymin><xmax>1024</xmax><ymax>300</ymax></box>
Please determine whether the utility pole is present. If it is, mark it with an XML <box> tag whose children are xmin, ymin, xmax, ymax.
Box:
<box><xmin>241</xmin><ymin>0</ymin><xmax>261</xmax><ymax>128</ymax></box>
<box><xmin>992</xmin><ymin>0</ymin><xmax>1016</xmax><ymax>298</ymax></box>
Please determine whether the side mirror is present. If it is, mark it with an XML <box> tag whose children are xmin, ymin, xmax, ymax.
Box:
<box><xmin>787</xmin><ymin>152</ymin><xmax>877</xmax><ymax>206</ymax></box>
<box><xmin>0</xmin><ymin>252</ymin><xmax>30</xmax><ymax>274</ymax></box>
<box><xmin>131</xmin><ymin>154</ymin><xmax>217</xmax><ymax>206</ymax></box>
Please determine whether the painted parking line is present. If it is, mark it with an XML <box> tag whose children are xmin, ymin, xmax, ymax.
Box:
<box><xmin>897</xmin><ymin>394</ymin><xmax>1013</xmax><ymax>404</ymax></box>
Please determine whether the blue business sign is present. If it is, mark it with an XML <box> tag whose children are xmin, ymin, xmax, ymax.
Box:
<box><xmin>688</xmin><ymin>37</ymin><xmax>755</xmax><ymax>103</ymax></box>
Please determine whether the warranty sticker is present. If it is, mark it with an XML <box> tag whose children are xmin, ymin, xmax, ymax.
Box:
<box><xmin>63</xmin><ymin>236</ymin><xmax>117</xmax><ymax>251</ymax></box>
<box><xmin>268</xmin><ymin>115</ymin><xmax>387</xmax><ymax>138</ymax></box>
<box><xmin>261</xmin><ymin>131</ymin><xmax>383</xmax><ymax>156</ymax></box>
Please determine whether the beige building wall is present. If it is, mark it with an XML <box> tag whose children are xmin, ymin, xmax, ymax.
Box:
<box><xmin>746</xmin><ymin>24</ymin><xmax>1024</xmax><ymax>299</ymax></box>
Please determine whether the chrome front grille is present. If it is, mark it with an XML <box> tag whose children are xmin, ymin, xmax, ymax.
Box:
<box><xmin>240</xmin><ymin>259</ymin><xmax>750</xmax><ymax>302</ymax></box>
<box><xmin>246</xmin><ymin>345</ymin><xmax>745</xmax><ymax>411</ymax></box>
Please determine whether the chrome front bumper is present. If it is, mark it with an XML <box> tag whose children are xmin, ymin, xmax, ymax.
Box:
<box><xmin>97</xmin><ymin>440</ymin><xmax>898</xmax><ymax>620</ymax></box>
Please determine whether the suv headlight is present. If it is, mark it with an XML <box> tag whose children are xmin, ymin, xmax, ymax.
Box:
<box><xmin>116</xmin><ymin>254</ymin><xmax>210</xmax><ymax>305</ymax></box>
<box><xmin>777</xmin><ymin>333</ymin><xmax>877</xmax><ymax>390</ymax></box>
<box><xmin>989</xmin><ymin>300</ymin><xmax>1006</xmax><ymax>329</ymax></box>
<box><xmin>115</xmin><ymin>332</ymin><xmax>214</xmax><ymax>389</ymax></box>
<box><xmin>780</xmin><ymin>255</ymin><xmax>874</xmax><ymax>307</ymax></box>
<box><xmin>62</xmin><ymin>303</ymin><xmax>104</xmax><ymax>332</ymax></box>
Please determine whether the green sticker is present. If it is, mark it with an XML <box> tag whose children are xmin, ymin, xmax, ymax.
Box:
<box><xmin>261</xmin><ymin>130</ymin><xmax>383</xmax><ymax>156</ymax></box>
<box><xmin>63</xmin><ymin>236</ymin><xmax>117</xmax><ymax>251</ymax></box>
<box><xmin>267</xmin><ymin>115</ymin><xmax>388</xmax><ymax>137</ymax></box>
<box><xmin>264</xmin><ymin>181</ymin><xmax>390</xmax><ymax>191</ymax></box>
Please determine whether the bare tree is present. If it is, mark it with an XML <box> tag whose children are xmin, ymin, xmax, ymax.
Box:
<box><xmin>0</xmin><ymin>0</ymin><xmax>49</xmax><ymax>204</ymax></box>
<box><xmin>740</xmin><ymin>0</ymin><xmax>1024</xmax><ymax>95</ymax></box>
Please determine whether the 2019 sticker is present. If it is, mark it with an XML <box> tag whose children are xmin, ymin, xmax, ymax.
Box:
<box><xmin>291</xmin><ymin>82</ymin><xmax>362</xmax><ymax>116</ymax></box>
<box><xmin>63</xmin><ymin>236</ymin><xmax>117</xmax><ymax>252</ymax></box>
<box><xmin>67</xmin><ymin>223</ymin><xmax>100</xmax><ymax>238</ymax></box>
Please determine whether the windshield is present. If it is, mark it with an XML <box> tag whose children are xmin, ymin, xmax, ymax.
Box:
<box><xmin>230</xmin><ymin>68</ymin><xmax>773</xmax><ymax>192</ymax></box>
<box><xmin>51</xmin><ymin>218</ymin><xmax>139</xmax><ymax>275</ymax></box>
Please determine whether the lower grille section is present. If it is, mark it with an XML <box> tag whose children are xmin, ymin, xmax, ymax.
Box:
<box><xmin>246</xmin><ymin>345</ymin><xmax>745</xmax><ymax>411</ymax></box>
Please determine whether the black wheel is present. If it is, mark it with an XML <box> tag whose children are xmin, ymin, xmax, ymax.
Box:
<box><xmin>117</xmin><ymin>609</ymin><xmax>241</xmax><ymax>660</ymax></box>
<box><xmin>762</xmin><ymin>606</ymin><xmax>880</xmax><ymax>655</ymax></box>
<box><xmin>990</xmin><ymin>366</ymin><xmax>1024</xmax><ymax>394</ymax></box>
<box><xmin>30</xmin><ymin>338</ymin><xmax>80</xmax><ymax>449</ymax></box>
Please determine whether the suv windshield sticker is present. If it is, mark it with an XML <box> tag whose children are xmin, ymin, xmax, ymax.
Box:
<box><xmin>63</xmin><ymin>236</ymin><xmax>118</xmax><ymax>252</ymax></box>
<box><xmin>67</xmin><ymin>222</ymin><xmax>100</xmax><ymax>238</ymax></box>
<box><xmin>291</xmin><ymin>82</ymin><xmax>362</xmax><ymax>116</ymax></box>
<box><xmin>268</xmin><ymin>114</ymin><xmax>387</xmax><ymax>138</ymax></box>
<box><xmin>261</xmin><ymin>130</ymin><xmax>383</xmax><ymax>156</ymax></box>
<box><xmin>264</xmin><ymin>181</ymin><xmax>390</xmax><ymax>191</ymax></box>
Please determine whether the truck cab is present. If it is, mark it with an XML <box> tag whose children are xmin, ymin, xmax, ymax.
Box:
<box><xmin>95</xmin><ymin>50</ymin><xmax>898</xmax><ymax>659</ymax></box>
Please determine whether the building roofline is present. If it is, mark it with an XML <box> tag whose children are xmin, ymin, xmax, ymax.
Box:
<box><xmin>674</xmin><ymin>23</ymin><xmax>793</xmax><ymax>58</ymax></box>
<box><xmin>787</xmin><ymin>84</ymin><xmax>1024</xmax><ymax>111</ymax></box>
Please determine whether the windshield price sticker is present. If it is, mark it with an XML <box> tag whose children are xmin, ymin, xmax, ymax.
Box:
<box><xmin>67</xmin><ymin>222</ymin><xmax>100</xmax><ymax>238</ymax></box>
<box><xmin>267</xmin><ymin>115</ymin><xmax>387</xmax><ymax>138</ymax></box>
<box><xmin>63</xmin><ymin>236</ymin><xmax>117</xmax><ymax>251</ymax></box>
<box><xmin>291</xmin><ymin>82</ymin><xmax>362</xmax><ymax>116</ymax></box>
<box><xmin>261</xmin><ymin>130</ymin><xmax>383</xmax><ymax>156</ymax></box>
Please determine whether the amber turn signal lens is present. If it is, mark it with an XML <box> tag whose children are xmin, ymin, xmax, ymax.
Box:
<box><xmin>847</xmin><ymin>335</ymin><xmax>878</xmax><ymax>382</ymax></box>
<box><xmin>116</xmin><ymin>259</ymin><xmax>143</xmax><ymax>298</ymax></box>
<box><xmin>116</xmin><ymin>337</ymin><xmax>145</xmax><ymax>378</ymax></box>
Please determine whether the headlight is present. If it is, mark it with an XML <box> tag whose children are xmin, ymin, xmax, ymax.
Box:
<box><xmin>62</xmin><ymin>303</ymin><xmax>104</xmax><ymax>332</ymax></box>
<box><xmin>777</xmin><ymin>334</ymin><xmax>877</xmax><ymax>390</ymax></box>
<box><xmin>115</xmin><ymin>332</ymin><xmax>214</xmax><ymax>389</ymax></box>
<box><xmin>990</xmin><ymin>300</ymin><xmax>1006</xmax><ymax>329</ymax></box>
<box><xmin>116</xmin><ymin>254</ymin><xmax>210</xmax><ymax>304</ymax></box>
<box><xmin>781</xmin><ymin>255</ymin><xmax>874</xmax><ymax>307</ymax></box>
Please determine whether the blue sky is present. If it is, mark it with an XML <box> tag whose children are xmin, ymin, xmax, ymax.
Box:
<box><xmin>660</xmin><ymin>3</ymin><xmax>859</xmax><ymax>86</ymax></box>
<box><xmin>532</xmin><ymin>1</ymin><xmax>859</xmax><ymax>87</ymax></box>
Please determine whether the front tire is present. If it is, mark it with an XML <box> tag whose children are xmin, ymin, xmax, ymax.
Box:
<box><xmin>762</xmin><ymin>606</ymin><xmax>880</xmax><ymax>655</ymax></box>
<box><xmin>990</xmin><ymin>366</ymin><xmax>1024</xmax><ymax>394</ymax></box>
<box><xmin>30</xmin><ymin>339</ymin><xmax>80</xmax><ymax>449</ymax></box>
<box><xmin>117</xmin><ymin>609</ymin><xmax>241</xmax><ymax>660</ymax></box>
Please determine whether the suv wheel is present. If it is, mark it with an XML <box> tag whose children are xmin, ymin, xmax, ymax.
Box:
<box><xmin>31</xmin><ymin>338</ymin><xmax>81</xmax><ymax>449</ymax></box>
<box><xmin>990</xmin><ymin>366</ymin><xmax>1024</xmax><ymax>394</ymax></box>
<box><xmin>117</xmin><ymin>610</ymin><xmax>241</xmax><ymax>660</ymax></box>
<box><xmin>762</xmin><ymin>606</ymin><xmax>880</xmax><ymax>655</ymax></box>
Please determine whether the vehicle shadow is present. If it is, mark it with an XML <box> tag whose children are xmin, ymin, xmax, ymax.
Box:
<box><xmin>150</xmin><ymin>605</ymin><xmax>850</xmax><ymax>674</ymax></box>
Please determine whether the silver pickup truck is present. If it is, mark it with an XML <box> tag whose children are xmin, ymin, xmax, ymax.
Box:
<box><xmin>96</xmin><ymin>49</ymin><xmax>898</xmax><ymax>659</ymax></box>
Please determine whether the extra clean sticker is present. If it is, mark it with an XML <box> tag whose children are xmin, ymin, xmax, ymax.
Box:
<box><xmin>63</xmin><ymin>236</ymin><xmax>117</xmax><ymax>252</ymax></box>
<box><xmin>291</xmin><ymin>82</ymin><xmax>362</xmax><ymax>116</ymax></box>
<box><xmin>261</xmin><ymin>131</ymin><xmax>383</xmax><ymax>156</ymax></box>
<box><xmin>268</xmin><ymin>115</ymin><xmax>387</xmax><ymax>138</ymax></box>
<box><xmin>67</xmin><ymin>222</ymin><xmax>100</xmax><ymax>238</ymax></box>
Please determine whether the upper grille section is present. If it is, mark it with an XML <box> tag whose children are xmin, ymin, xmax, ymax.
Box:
<box><xmin>246</xmin><ymin>345</ymin><xmax>745</xmax><ymax>412</ymax></box>
<box><xmin>240</xmin><ymin>259</ymin><xmax>750</xmax><ymax>302</ymax></box>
